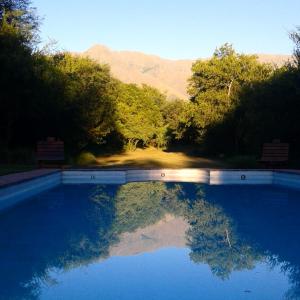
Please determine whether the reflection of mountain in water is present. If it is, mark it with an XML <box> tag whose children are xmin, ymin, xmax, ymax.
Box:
<box><xmin>110</xmin><ymin>214</ymin><xmax>188</xmax><ymax>256</ymax></box>
<box><xmin>1</xmin><ymin>182</ymin><xmax>300</xmax><ymax>299</ymax></box>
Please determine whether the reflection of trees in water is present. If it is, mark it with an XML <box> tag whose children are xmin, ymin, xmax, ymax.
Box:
<box><xmin>0</xmin><ymin>185</ymin><xmax>117</xmax><ymax>299</ymax></box>
<box><xmin>112</xmin><ymin>182</ymin><xmax>186</xmax><ymax>234</ymax></box>
<box><xmin>267</xmin><ymin>255</ymin><xmax>300</xmax><ymax>300</ymax></box>
<box><xmin>283</xmin><ymin>264</ymin><xmax>300</xmax><ymax>300</ymax></box>
<box><xmin>112</xmin><ymin>182</ymin><xmax>261</xmax><ymax>280</ymax></box>
<box><xmin>185</xmin><ymin>196</ymin><xmax>261</xmax><ymax>279</ymax></box>
<box><xmin>1</xmin><ymin>182</ymin><xmax>300</xmax><ymax>299</ymax></box>
<box><xmin>205</xmin><ymin>185</ymin><xmax>300</xmax><ymax>299</ymax></box>
<box><xmin>91</xmin><ymin>183</ymin><xmax>300</xmax><ymax>299</ymax></box>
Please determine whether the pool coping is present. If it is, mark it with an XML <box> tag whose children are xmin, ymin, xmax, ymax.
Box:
<box><xmin>0</xmin><ymin>169</ymin><xmax>60</xmax><ymax>188</ymax></box>
<box><xmin>0</xmin><ymin>168</ymin><xmax>300</xmax><ymax>189</ymax></box>
<box><xmin>1</xmin><ymin>168</ymin><xmax>300</xmax><ymax>212</ymax></box>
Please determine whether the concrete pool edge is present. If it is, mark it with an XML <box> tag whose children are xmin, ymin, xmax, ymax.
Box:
<box><xmin>0</xmin><ymin>172</ymin><xmax>61</xmax><ymax>211</ymax></box>
<box><xmin>61</xmin><ymin>169</ymin><xmax>299</xmax><ymax>186</ymax></box>
<box><xmin>0</xmin><ymin>169</ymin><xmax>60</xmax><ymax>188</ymax></box>
<box><xmin>1</xmin><ymin>169</ymin><xmax>300</xmax><ymax>211</ymax></box>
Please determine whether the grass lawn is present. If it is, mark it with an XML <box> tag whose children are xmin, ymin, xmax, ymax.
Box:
<box><xmin>0</xmin><ymin>164</ymin><xmax>36</xmax><ymax>176</ymax></box>
<box><xmin>1</xmin><ymin>148</ymin><xmax>259</xmax><ymax>176</ymax></box>
<box><xmin>86</xmin><ymin>147</ymin><xmax>228</xmax><ymax>169</ymax></box>
<box><xmin>0</xmin><ymin>148</ymin><xmax>226</xmax><ymax>176</ymax></box>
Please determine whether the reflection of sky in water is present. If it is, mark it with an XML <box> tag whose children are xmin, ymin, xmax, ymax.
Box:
<box><xmin>0</xmin><ymin>182</ymin><xmax>300</xmax><ymax>300</ymax></box>
<box><xmin>41</xmin><ymin>249</ymin><xmax>289</xmax><ymax>300</ymax></box>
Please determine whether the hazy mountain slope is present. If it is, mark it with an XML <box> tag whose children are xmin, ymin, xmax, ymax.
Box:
<box><xmin>82</xmin><ymin>44</ymin><xmax>192</xmax><ymax>99</ymax></box>
<box><xmin>81</xmin><ymin>45</ymin><xmax>291</xmax><ymax>100</ymax></box>
<box><xmin>257</xmin><ymin>54</ymin><xmax>291</xmax><ymax>66</ymax></box>
<box><xmin>109</xmin><ymin>214</ymin><xmax>188</xmax><ymax>256</ymax></box>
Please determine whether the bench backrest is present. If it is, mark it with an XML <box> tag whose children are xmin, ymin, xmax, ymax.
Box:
<box><xmin>261</xmin><ymin>142</ymin><xmax>289</xmax><ymax>162</ymax></box>
<box><xmin>37</xmin><ymin>139</ymin><xmax>64</xmax><ymax>161</ymax></box>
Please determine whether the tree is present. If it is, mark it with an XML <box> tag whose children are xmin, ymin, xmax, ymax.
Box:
<box><xmin>187</xmin><ymin>44</ymin><xmax>273</xmax><ymax>145</ymax></box>
<box><xmin>115</xmin><ymin>83</ymin><xmax>167</xmax><ymax>149</ymax></box>
<box><xmin>161</xmin><ymin>99</ymin><xmax>191</xmax><ymax>142</ymax></box>
<box><xmin>0</xmin><ymin>0</ymin><xmax>40</xmax><ymax>155</ymax></box>
<box><xmin>228</xmin><ymin>65</ymin><xmax>300</xmax><ymax>156</ymax></box>
<box><xmin>221</xmin><ymin>28</ymin><xmax>300</xmax><ymax>156</ymax></box>
<box><xmin>0</xmin><ymin>0</ymin><xmax>39</xmax><ymax>46</ymax></box>
<box><xmin>52</xmin><ymin>53</ymin><xmax>117</xmax><ymax>149</ymax></box>
<box><xmin>290</xmin><ymin>26</ymin><xmax>300</xmax><ymax>67</ymax></box>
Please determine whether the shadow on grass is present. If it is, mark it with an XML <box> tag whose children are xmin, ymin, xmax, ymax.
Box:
<box><xmin>81</xmin><ymin>147</ymin><xmax>229</xmax><ymax>169</ymax></box>
<box><xmin>164</xmin><ymin>144</ymin><xmax>203</xmax><ymax>157</ymax></box>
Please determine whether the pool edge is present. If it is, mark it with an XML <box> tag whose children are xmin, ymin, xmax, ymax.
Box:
<box><xmin>1</xmin><ymin>169</ymin><xmax>300</xmax><ymax>212</ymax></box>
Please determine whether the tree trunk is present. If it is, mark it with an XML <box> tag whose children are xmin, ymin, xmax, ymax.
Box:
<box><xmin>227</xmin><ymin>80</ymin><xmax>233</xmax><ymax>98</ymax></box>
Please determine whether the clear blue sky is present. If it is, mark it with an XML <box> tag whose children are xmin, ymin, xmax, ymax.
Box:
<box><xmin>32</xmin><ymin>0</ymin><xmax>300</xmax><ymax>59</ymax></box>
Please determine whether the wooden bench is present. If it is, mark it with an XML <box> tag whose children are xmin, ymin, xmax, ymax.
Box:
<box><xmin>37</xmin><ymin>137</ymin><xmax>64</xmax><ymax>167</ymax></box>
<box><xmin>259</xmin><ymin>139</ymin><xmax>289</xmax><ymax>167</ymax></box>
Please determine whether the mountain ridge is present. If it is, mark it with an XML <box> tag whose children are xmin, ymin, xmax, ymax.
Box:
<box><xmin>81</xmin><ymin>44</ymin><xmax>292</xmax><ymax>99</ymax></box>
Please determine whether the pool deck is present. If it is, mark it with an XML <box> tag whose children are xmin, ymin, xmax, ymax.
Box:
<box><xmin>0</xmin><ymin>169</ymin><xmax>60</xmax><ymax>188</ymax></box>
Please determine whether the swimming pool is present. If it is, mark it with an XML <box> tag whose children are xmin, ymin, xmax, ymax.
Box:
<box><xmin>1</xmin><ymin>177</ymin><xmax>300</xmax><ymax>300</ymax></box>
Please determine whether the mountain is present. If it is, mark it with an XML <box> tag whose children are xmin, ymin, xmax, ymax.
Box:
<box><xmin>81</xmin><ymin>45</ymin><xmax>291</xmax><ymax>100</ymax></box>
<box><xmin>82</xmin><ymin>45</ymin><xmax>192</xmax><ymax>99</ymax></box>
<box><xmin>256</xmin><ymin>54</ymin><xmax>292</xmax><ymax>66</ymax></box>
<box><xmin>109</xmin><ymin>214</ymin><xmax>188</xmax><ymax>257</ymax></box>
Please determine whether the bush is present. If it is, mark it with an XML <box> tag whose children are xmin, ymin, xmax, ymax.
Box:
<box><xmin>76</xmin><ymin>152</ymin><xmax>97</xmax><ymax>166</ymax></box>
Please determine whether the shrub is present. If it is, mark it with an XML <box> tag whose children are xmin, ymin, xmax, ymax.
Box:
<box><xmin>76</xmin><ymin>152</ymin><xmax>97</xmax><ymax>166</ymax></box>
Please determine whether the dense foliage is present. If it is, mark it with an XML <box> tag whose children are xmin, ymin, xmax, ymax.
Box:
<box><xmin>186</xmin><ymin>44</ymin><xmax>273</xmax><ymax>145</ymax></box>
<box><xmin>0</xmin><ymin>0</ymin><xmax>299</xmax><ymax>163</ymax></box>
<box><xmin>0</xmin><ymin>0</ymin><xmax>172</xmax><ymax>160</ymax></box>
<box><xmin>186</xmin><ymin>41</ymin><xmax>300</xmax><ymax>156</ymax></box>
<box><xmin>115</xmin><ymin>84</ymin><xmax>167</xmax><ymax>149</ymax></box>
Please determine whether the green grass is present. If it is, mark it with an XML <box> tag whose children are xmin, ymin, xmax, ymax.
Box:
<box><xmin>2</xmin><ymin>149</ymin><xmax>282</xmax><ymax>176</ymax></box>
<box><xmin>76</xmin><ymin>147</ymin><xmax>228</xmax><ymax>169</ymax></box>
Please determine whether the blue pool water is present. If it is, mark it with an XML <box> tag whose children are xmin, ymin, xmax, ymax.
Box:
<box><xmin>1</xmin><ymin>182</ymin><xmax>300</xmax><ymax>299</ymax></box>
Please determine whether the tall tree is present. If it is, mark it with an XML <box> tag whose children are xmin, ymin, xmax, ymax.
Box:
<box><xmin>0</xmin><ymin>0</ymin><xmax>39</xmax><ymax>46</ymax></box>
<box><xmin>52</xmin><ymin>53</ymin><xmax>117</xmax><ymax>149</ymax></box>
<box><xmin>0</xmin><ymin>0</ymin><xmax>40</xmax><ymax>153</ymax></box>
<box><xmin>290</xmin><ymin>26</ymin><xmax>300</xmax><ymax>67</ymax></box>
<box><xmin>187</xmin><ymin>44</ymin><xmax>273</xmax><ymax>144</ymax></box>
<box><xmin>115</xmin><ymin>83</ymin><xmax>167</xmax><ymax>149</ymax></box>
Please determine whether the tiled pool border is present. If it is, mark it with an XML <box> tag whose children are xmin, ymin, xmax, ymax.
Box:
<box><xmin>1</xmin><ymin>169</ymin><xmax>300</xmax><ymax>211</ymax></box>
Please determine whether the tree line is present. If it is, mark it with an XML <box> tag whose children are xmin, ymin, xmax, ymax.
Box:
<box><xmin>186</xmin><ymin>41</ymin><xmax>300</xmax><ymax>158</ymax></box>
<box><xmin>1</xmin><ymin>0</ymin><xmax>299</xmax><ymax>163</ymax></box>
